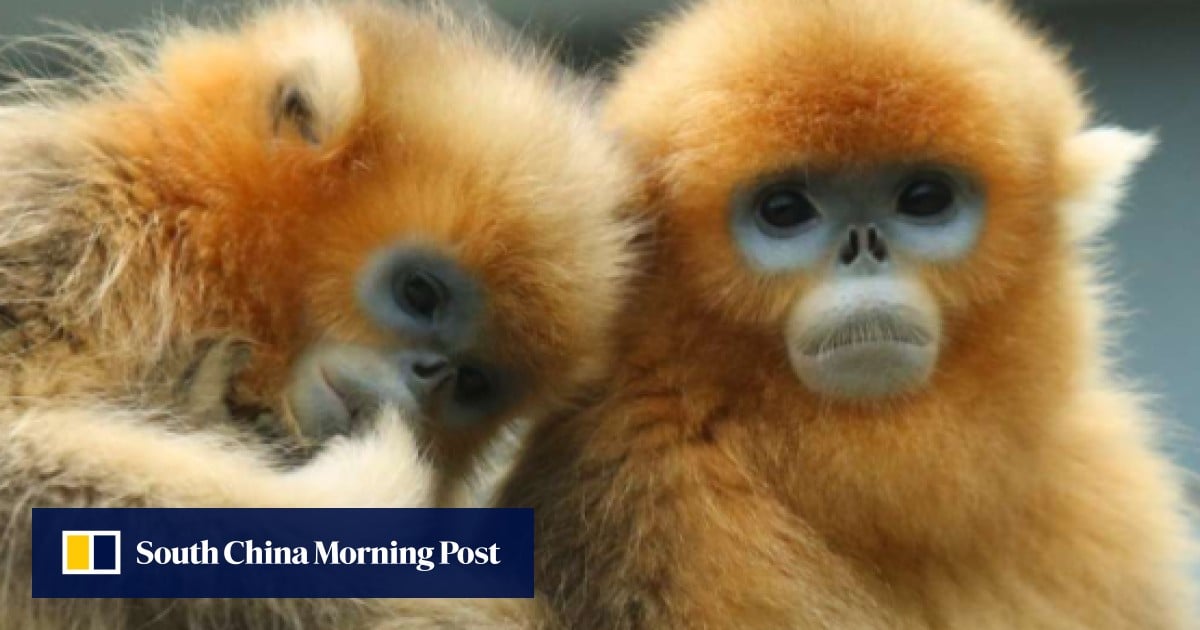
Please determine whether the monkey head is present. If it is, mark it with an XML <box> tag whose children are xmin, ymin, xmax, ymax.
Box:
<box><xmin>113</xmin><ymin>3</ymin><xmax>636</xmax><ymax>437</ymax></box>
<box><xmin>607</xmin><ymin>0</ymin><xmax>1149</xmax><ymax>402</ymax></box>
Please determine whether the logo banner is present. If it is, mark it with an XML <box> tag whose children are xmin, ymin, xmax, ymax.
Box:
<box><xmin>33</xmin><ymin>508</ymin><xmax>534</xmax><ymax>598</ymax></box>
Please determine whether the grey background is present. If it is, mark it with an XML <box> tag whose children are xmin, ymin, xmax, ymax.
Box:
<box><xmin>0</xmin><ymin>0</ymin><xmax>1196</xmax><ymax>470</ymax></box>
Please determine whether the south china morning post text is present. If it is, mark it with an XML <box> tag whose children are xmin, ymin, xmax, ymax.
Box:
<box><xmin>31</xmin><ymin>508</ymin><xmax>534</xmax><ymax>598</ymax></box>
<box><xmin>134</xmin><ymin>538</ymin><xmax>501</xmax><ymax>571</ymax></box>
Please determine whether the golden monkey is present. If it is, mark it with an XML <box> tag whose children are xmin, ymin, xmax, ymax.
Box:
<box><xmin>0</xmin><ymin>1</ymin><xmax>635</xmax><ymax>627</ymax></box>
<box><xmin>486</xmin><ymin>0</ymin><xmax>1198</xmax><ymax>628</ymax></box>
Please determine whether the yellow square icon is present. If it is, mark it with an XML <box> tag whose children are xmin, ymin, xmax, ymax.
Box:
<box><xmin>65</xmin><ymin>534</ymin><xmax>90</xmax><ymax>571</ymax></box>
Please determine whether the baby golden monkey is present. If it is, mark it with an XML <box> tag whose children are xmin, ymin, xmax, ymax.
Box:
<box><xmin>0</xmin><ymin>1</ymin><xmax>633</xmax><ymax>627</ymax></box>
<box><xmin>488</xmin><ymin>0</ymin><xmax>1198</xmax><ymax>628</ymax></box>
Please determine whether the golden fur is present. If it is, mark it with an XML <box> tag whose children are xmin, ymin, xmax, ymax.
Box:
<box><xmin>0</xmin><ymin>1</ymin><xmax>634</xmax><ymax>627</ymax></box>
<box><xmin>489</xmin><ymin>0</ymin><xmax>1197</xmax><ymax>628</ymax></box>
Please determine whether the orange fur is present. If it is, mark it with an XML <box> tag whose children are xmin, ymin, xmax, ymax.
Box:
<box><xmin>496</xmin><ymin>0</ymin><xmax>1196</xmax><ymax>628</ymax></box>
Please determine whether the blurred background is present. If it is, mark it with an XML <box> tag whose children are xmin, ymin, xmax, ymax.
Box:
<box><xmin>0</xmin><ymin>0</ymin><xmax>1196</xmax><ymax>474</ymax></box>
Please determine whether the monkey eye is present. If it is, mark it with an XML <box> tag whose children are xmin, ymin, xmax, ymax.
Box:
<box><xmin>896</xmin><ymin>177</ymin><xmax>956</xmax><ymax>221</ymax></box>
<box><xmin>754</xmin><ymin>185</ymin><xmax>820</xmax><ymax>236</ymax></box>
<box><xmin>393</xmin><ymin>271</ymin><xmax>445</xmax><ymax>320</ymax></box>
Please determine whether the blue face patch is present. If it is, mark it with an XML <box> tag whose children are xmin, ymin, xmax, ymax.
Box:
<box><xmin>730</xmin><ymin>164</ymin><xmax>985</xmax><ymax>274</ymax></box>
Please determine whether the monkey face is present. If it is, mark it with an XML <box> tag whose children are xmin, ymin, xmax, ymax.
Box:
<box><xmin>730</xmin><ymin>166</ymin><xmax>986</xmax><ymax>398</ymax></box>
<box><xmin>607</xmin><ymin>0</ymin><xmax>1087</xmax><ymax>402</ymax></box>
<box><xmin>291</xmin><ymin>243</ymin><xmax>520</xmax><ymax>429</ymax></box>
<box><xmin>292</xmin><ymin>132</ymin><xmax>633</xmax><ymax>434</ymax></box>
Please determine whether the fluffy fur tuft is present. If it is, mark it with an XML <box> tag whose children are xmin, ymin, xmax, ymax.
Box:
<box><xmin>1060</xmin><ymin>126</ymin><xmax>1157</xmax><ymax>243</ymax></box>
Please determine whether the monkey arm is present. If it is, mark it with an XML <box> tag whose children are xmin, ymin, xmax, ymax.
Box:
<box><xmin>0</xmin><ymin>403</ymin><xmax>436</xmax><ymax>628</ymax></box>
<box><xmin>1</xmin><ymin>404</ymin><xmax>433</xmax><ymax>508</ymax></box>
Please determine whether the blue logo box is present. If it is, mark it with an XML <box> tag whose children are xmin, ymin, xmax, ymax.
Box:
<box><xmin>33</xmin><ymin>508</ymin><xmax>534</xmax><ymax>598</ymax></box>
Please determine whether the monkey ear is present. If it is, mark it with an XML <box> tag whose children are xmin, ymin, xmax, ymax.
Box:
<box><xmin>268</xmin><ymin>15</ymin><xmax>364</xmax><ymax>148</ymax></box>
<box><xmin>1059</xmin><ymin>126</ymin><xmax>1156</xmax><ymax>243</ymax></box>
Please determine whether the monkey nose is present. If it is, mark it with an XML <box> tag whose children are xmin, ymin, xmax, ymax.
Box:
<box><xmin>838</xmin><ymin>225</ymin><xmax>888</xmax><ymax>268</ymax></box>
<box><xmin>397</xmin><ymin>351</ymin><xmax>455</xmax><ymax>401</ymax></box>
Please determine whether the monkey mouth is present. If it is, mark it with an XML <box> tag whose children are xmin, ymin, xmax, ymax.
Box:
<box><xmin>797</xmin><ymin>309</ymin><xmax>934</xmax><ymax>359</ymax></box>
<box><xmin>786</xmin><ymin>306</ymin><xmax>940</xmax><ymax>400</ymax></box>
